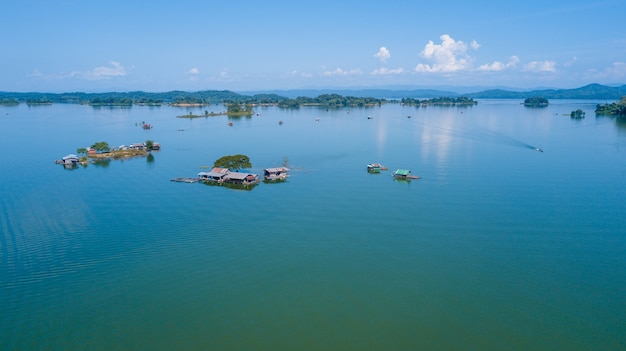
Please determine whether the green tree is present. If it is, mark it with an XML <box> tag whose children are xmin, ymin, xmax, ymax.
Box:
<box><xmin>145</xmin><ymin>140</ymin><xmax>154</xmax><ymax>150</ymax></box>
<box><xmin>213</xmin><ymin>154</ymin><xmax>252</xmax><ymax>171</ymax></box>
<box><xmin>227</xmin><ymin>104</ymin><xmax>242</xmax><ymax>113</ymax></box>
<box><xmin>570</xmin><ymin>109</ymin><xmax>585</xmax><ymax>119</ymax></box>
<box><xmin>90</xmin><ymin>141</ymin><xmax>110</xmax><ymax>153</ymax></box>
<box><xmin>76</xmin><ymin>147</ymin><xmax>88</xmax><ymax>155</ymax></box>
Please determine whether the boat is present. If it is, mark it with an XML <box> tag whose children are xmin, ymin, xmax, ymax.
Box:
<box><xmin>535</xmin><ymin>148</ymin><xmax>544</xmax><ymax>152</ymax></box>
<box><xmin>392</xmin><ymin>169</ymin><xmax>420</xmax><ymax>180</ymax></box>
<box><xmin>367</xmin><ymin>163</ymin><xmax>388</xmax><ymax>173</ymax></box>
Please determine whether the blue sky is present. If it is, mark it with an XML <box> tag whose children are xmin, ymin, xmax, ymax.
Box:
<box><xmin>2</xmin><ymin>0</ymin><xmax>626</xmax><ymax>92</ymax></box>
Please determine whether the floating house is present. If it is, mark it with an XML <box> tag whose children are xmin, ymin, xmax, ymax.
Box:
<box><xmin>198</xmin><ymin>167</ymin><xmax>230</xmax><ymax>182</ymax></box>
<box><xmin>62</xmin><ymin>154</ymin><xmax>79</xmax><ymax>167</ymax></box>
<box><xmin>55</xmin><ymin>154</ymin><xmax>80</xmax><ymax>168</ymax></box>
<box><xmin>367</xmin><ymin>163</ymin><xmax>388</xmax><ymax>173</ymax></box>
<box><xmin>392</xmin><ymin>169</ymin><xmax>421</xmax><ymax>180</ymax></box>
<box><xmin>129</xmin><ymin>143</ymin><xmax>145</xmax><ymax>150</ymax></box>
<box><xmin>264</xmin><ymin>167</ymin><xmax>289</xmax><ymax>180</ymax></box>
<box><xmin>223</xmin><ymin>172</ymin><xmax>260</xmax><ymax>185</ymax></box>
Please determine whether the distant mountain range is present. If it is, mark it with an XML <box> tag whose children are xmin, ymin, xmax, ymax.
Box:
<box><xmin>241</xmin><ymin>83</ymin><xmax>626</xmax><ymax>100</ymax></box>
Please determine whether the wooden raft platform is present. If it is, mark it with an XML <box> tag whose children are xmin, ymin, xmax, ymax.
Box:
<box><xmin>170</xmin><ymin>177</ymin><xmax>201</xmax><ymax>183</ymax></box>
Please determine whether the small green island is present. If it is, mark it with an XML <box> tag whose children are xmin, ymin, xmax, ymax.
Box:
<box><xmin>177</xmin><ymin>103</ymin><xmax>254</xmax><ymax>118</ymax></box>
<box><xmin>400</xmin><ymin>96</ymin><xmax>477</xmax><ymax>106</ymax></box>
<box><xmin>56</xmin><ymin>140</ymin><xmax>159</xmax><ymax>169</ymax></box>
<box><xmin>570</xmin><ymin>109</ymin><xmax>586</xmax><ymax>119</ymax></box>
<box><xmin>523</xmin><ymin>96</ymin><xmax>549</xmax><ymax>107</ymax></box>
<box><xmin>0</xmin><ymin>98</ymin><xmax>19</xmax><ymax>106</ymax></box>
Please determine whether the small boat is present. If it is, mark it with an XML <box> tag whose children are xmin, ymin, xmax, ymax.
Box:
<box><xmin>392</xmin><ymin>169</ymin><xmax>420</xmax><ymax>180</ymax></box>
<box><xmin>535</xmin><ymin>148</ymin><xmax>544</xmax><ymax>152</ymax></box>
<box><xmin>367</xmin><ymin>163</ymin><xmax>388</xmax><ymax>172</ymax></box>
<box><xmin>142</xmin><ymin>123</ymin><xmax>153</xmax><ymax>129</ymax></box>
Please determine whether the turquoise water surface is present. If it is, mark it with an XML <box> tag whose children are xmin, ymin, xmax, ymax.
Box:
<box><xmin>1</xmin><ymin>100</ymin><xmax>625</xmax><ymax>350</ymax></box>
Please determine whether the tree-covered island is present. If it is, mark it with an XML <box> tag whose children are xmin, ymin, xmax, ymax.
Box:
<box><xmin>79</xmin><ymin>140</ymin><xmax>159</xmax><ymax>161</ymax></box>
<box><xmin>0</xmin><ymin>98</ymin><xmax>19</xmax><ymax>106</ymax></box>
<box><xmin>176</xmin><ymin>103</ymin><xmax>254</xmax><ymax>118</ymax></box>
<box><xmin>276</xmin><ymin>94</ymin><xmax>385</xmax><ymax>108</ymax></box>
<box><xmin>595</xmin><ymin>96</ymin><xmax>626</xmax><ymax>116</ymax></box>
<box><xmin>400</xmin><ymin>96</ymin><xmax>477</xmax><ymax>106</ymax></box>
<box><xmin>523</xmin><ymin>96</ymin><xmax>549</xmax><ymax>107</ymax></box>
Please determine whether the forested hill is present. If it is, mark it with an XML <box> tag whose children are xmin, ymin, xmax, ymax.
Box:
<box><xmin>465</xmin><ymin>84</ymin><xmax>626</xmax><ymax>99</ymax></box>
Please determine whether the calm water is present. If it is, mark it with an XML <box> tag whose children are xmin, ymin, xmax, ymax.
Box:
<box><xmin>0</xmin><ymin>100</ymin><xmax>625</xmax><ymax>350</ymax></box>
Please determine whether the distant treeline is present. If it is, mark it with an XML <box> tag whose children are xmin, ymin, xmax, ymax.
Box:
<box><xmin>1</xmin><ymin>83</ymin><xmax>626</xmax><ymax>107</ymax></box>
<box><xmin>0</xmin><ymin>90</ymin><xmax>249</xmax><ymax>106</ymax></box>
<box><xmin>276</xmin><ymin>94</ymin><xmax>384</xmax><ymax>108</ymax></box>
<box><xmin>400</xmin><ymin>96</ymin><xmax>477</xmax><ymax>106</ymax></box>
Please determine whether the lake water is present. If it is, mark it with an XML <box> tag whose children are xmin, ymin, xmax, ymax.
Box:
<box><xmin>1</xmin><ymin>100</ymin><xmax>625</xmax><ymax>350</ymax></box>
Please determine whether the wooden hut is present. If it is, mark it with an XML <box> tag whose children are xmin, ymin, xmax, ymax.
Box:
<box><xmin>223</xmin><ymin>172</ymin><xmax>260</xmax><ymax>185</ymax></box>
<box><xmin>264</xmin><ymin>167</ymin><xmax>289</xmax><ymax>180</ymax></box>
<box><xmin>198</xmin><ymin>167</ymin><xmax>231</xmax><ymax>182</ymax></box>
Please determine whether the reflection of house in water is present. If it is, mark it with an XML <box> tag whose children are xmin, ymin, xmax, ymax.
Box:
<box><xmin>264</xmin><ymin>167</ymin><xmax>289</xmax><ymax>180</ymax></box>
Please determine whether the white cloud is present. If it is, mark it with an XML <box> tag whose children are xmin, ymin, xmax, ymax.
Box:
<box><xmin>563</xmin><ymin>56</ymin><xmax>577</xmax><ymax>67</ymax></box>
<box><xmin>189</xmin><ymin>68</ymin><xmax>200</xmax><ymax>74</ymax></box>
<box><xmin>415</xmin><ymin>34</ymin><xmax>478</xmax><ymax>73</ymax></box>
<box><xmin>371</xmin><ymin>67</ymin><xmax>405</xmax><ymax>75</ymax></box>
<box><xmin>27</xmin><ymin>69</ymin><xmax>42</xmax><ymax>78</ymax></box>
<box><xmin>322</xmin><ymin>68</ymin><xmax>363</xmax><ymax>76</ymax></box>
<box><xmin>289</xmin><ymin>70</ymin><xmax>312</xmax><ymax>78</ymax></box>
<box><xmin>524</xmin><ymin>60</ymin><xmax>556</xmax><ymax>72</ymax></box>
<box><xmin>78</xmin><ymin>61</ymin><xmax>127</xmax><ymax>80</ymax></box>
<box><xmin>605</xmin><ymin>61</ymin><xmax>626</xmax><ymax>76</ymax></box>
<box><xmin>590</xmin><ymin>61</ymin><xmax>626</xmax><ymax>80</ymax></box>
<box><xmin>374</xmin><ymin>47</ymin><xmax>391</xmax><ymax>63</ymax></box>
<box><xmin>477</xmin><ymin>56</ymin><xmax>520</xmax><ymax>71</ymax></box>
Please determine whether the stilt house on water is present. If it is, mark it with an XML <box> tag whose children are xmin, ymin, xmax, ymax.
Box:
<box><xmin>264</xmin><ymin>167</ymin><xmax>289</xmax><ymax>180</ymax></box>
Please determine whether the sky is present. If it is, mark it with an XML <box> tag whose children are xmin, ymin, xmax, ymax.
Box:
<box><xmin>2</xmin><ymin>0</ymin><xmax>626</xmax><ymax>93</ymax></box>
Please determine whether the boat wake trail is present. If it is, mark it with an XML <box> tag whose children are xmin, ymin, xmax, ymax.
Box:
<box><xmin>417</xmin><ymin>122</ymin><xmax>541</xmax><ymax>151</ymax></box>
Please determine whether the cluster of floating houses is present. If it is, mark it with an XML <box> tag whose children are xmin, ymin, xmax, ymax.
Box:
<box><xmin>172</xmin><ymin>166</ymin><xmax>290</xmax><ymax>185</ymax></box>
<box><xmin>367</xmin><ymin>163</ymin><xmax>421</xmax><ymax>180</ymax></box>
